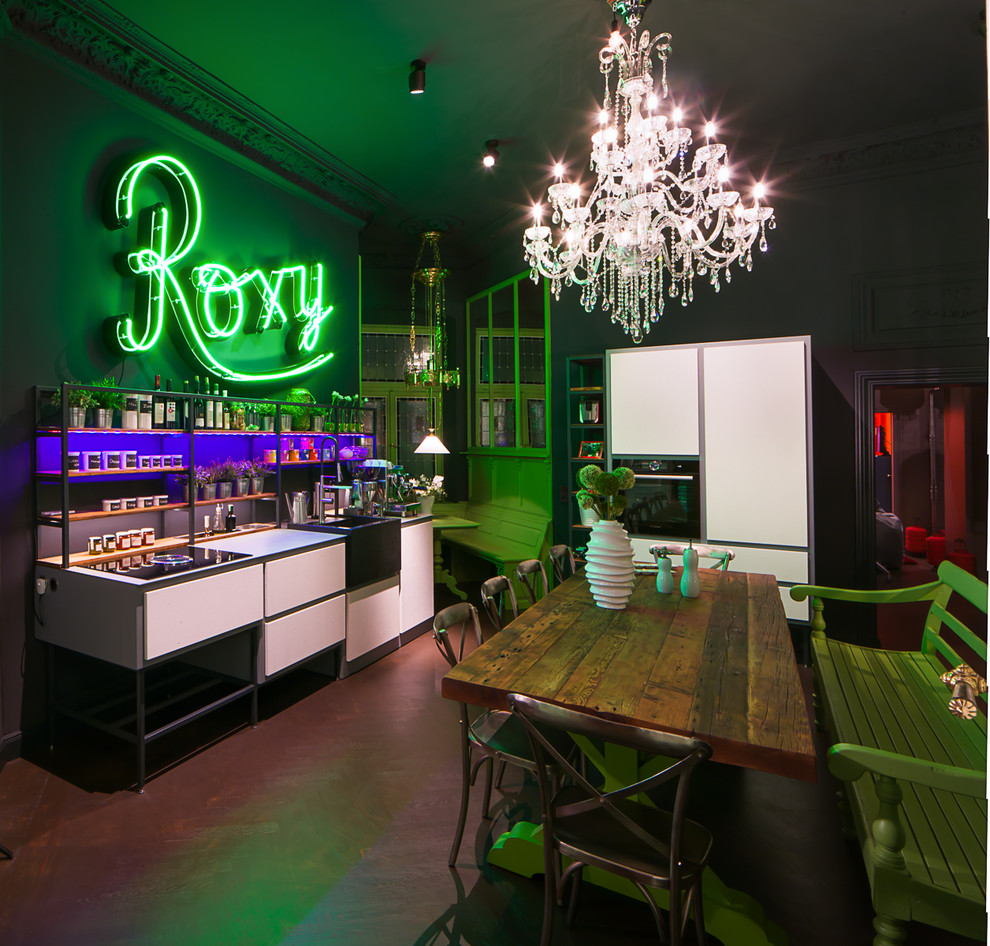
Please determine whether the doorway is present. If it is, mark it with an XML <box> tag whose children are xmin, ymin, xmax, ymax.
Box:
<box><xmin>873</xmin><ymin>384</ymin><xmax>987</xmax><ymax>583</ymax></box>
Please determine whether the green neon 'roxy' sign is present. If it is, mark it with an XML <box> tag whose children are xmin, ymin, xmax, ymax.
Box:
<box><xmin>107</xmin><ymin>154</ymin><xmax>334</xmax><ymax>382</ymax></box>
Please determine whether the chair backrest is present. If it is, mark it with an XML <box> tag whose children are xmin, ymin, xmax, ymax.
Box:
<box><xmin>516</xmin><ymin>559</ymin><xmax>550</xmax><ymax>605</ymax></box>
<box><xmin>650</xmin><ymin>542</ymin><xmax>735</xmax><ymax>572</ymax></box>
<box><xmin>549</xmin><ymin>544</ymin><xmax>577</xmax><ymax>586</ymax></box>
<box><xmin>433</xmin><ymin>603</ymin><xmax>483</xmax><ymax>667</ymax></box>
<box><xmin>508</xmin><ymin>692</ymin><xmax>711</xmax><ymax>881</ymax></box>
<box><xmin>480</xmin><ymin>575</ymin><xmax>519</xmax><ymax>632</ymax></box>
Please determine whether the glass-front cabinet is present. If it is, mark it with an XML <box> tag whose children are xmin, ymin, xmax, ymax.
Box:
<box><xmin>468</xmin><ymin>274</ymin><xmax>549</xmax><ymax>450</ymax></box>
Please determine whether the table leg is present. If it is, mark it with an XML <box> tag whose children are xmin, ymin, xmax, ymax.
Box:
<box><xmin>487</xmin><ymin>742</ymin><xmax>787</xmax><ymax>946</ymax></box>
<box><xmin>434</xmin><ymin>535</ymin><xmax>468</xmax><ymax>601</ymax></box>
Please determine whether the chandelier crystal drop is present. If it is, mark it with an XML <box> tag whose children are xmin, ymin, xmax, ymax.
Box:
<box><xmin>522</xmin><ymin>0</ymin><xmax>775</xmax><ymax>343</ymax></box>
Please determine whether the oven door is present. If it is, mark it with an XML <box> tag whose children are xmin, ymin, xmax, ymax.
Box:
<box><xmin>615</xmin><ymin>458</ymin><xmax>701</xmax><ymax>539</ymax></box>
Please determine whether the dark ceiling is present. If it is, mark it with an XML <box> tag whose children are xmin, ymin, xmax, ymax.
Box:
<box><xmin>103</xmin><ymin>0</ymin><xmax>986</xmax><ymax>250</ymax></box>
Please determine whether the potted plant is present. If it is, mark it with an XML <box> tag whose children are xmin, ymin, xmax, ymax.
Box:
<box><xmin>212</xmin><ymin>458</ymin><xmax>239</xmax><ymax>499</ymax></box>
<box><xmin>90</xmin><ymin>377</ymin><xmax>124</xmax><ymax>428</ymax></box>
<box><xmin>247</xmin><ymin>459</ymin><xmax>271</xmax><ymax>496</ymax></box>
<box><xmin>51</xmin><ymin>384</ymin><xmax>97</xmax><ymax>428</ymax></box>
<box><xmin>256</xmin><ymin>400</ymin><xmax>276</xmax><ymax>431</ymax></box>
<box><xmin>232</xmin><ymin>459</ymin><xmax>252</xmax><ymax>496</ymax></box>
<box><xmin>196</xmin><ymin>464</ymin><xmax>217</xmax><ymax>501</ymax></box>
<box><xmin>310</xmin><ymin>405</ymin><xmax>326</xmax><ymax>432</ymax></box>
<box><xmin>576</xmin><ymin>464</ymin><xmax>637</xmax><ymax>610</ymax></box>
<box><xmin>229</xmin><ymin>401</ymin><xmax>245</xmax><ymax>430</ymax></box>
<box><xmin>411</xmin><ymin>474</ymin><xmax>446</xmax><ymax>515</ymax></box>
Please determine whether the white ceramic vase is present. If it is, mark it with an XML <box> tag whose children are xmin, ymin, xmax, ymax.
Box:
<box><xmin>585</xmin><ymin>519</ymin><xmax>636</xmax><ymax>610</ymax></box>
<box><xmin>419</xmin><ymin>494</ymin><xmax>435</xmax><ymax>515</ymax></box>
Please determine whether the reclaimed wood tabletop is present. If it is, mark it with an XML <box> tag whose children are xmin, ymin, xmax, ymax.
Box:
<box><xmin>442</xmin><ymin>569</ymin><xmax>817</xmax><ymax>782</ymax></box>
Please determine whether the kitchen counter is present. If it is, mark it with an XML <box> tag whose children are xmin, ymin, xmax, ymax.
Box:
<box><xmin>199</xmin><ymin>527</ymin><xmax>345</xmax><ymax>558</ymax></box>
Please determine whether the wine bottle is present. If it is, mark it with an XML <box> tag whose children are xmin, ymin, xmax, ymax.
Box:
<box><xmin>165</xmin><ymin>379</ymin><xmax>177</xmax><ymax>429</ymax></box>
<box><xmin>205</xmin><ymin>377</ymin><xmax>215</xmax><ymax>429</ymax></box>
<box><xmin>193</xmin><ymin>376</ymin><xmax>205</xmax><ymax>429</ymax></box>
<box><xmin>152</xmin><ymin>374</ymin><xmax>165</xmax><ymax>429</ymax></box>
<box><xmin>181</xmin><ymin>380</ymin><xmax>190</xmax><ymax>429</ymax></box>
<box><xmin>225</xmin><ymin>504</ymin><xmax>236</xmax><ymax>532</ymax></box>
<box><xmin>222</xmin><ymin>389</ymin><xmax>231</xmax><ymax>430</ymax></box>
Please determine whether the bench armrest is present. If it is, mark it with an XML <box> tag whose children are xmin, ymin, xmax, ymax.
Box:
<box><xmin>790</xmin><ymin>580</ymin><xmax>942</xmax><ymax>636</ymax></box>
<box><xmin>828</xmin><ymin>743</ymin><xmax>987</xmax><ymax>798</ymax></box>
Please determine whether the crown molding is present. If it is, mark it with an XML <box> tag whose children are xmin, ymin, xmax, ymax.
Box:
<box><xmin>3</xmin><ymin>0</ymin><xmax>393</xmax><ymax>222</ymax></box>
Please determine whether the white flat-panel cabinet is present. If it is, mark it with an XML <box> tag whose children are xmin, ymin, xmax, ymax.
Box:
<box><xmin>346</xmin><ymin>576</ymin><xmax>400</xmax><ymax>662</ymax></box>
<box><xmin>400</xmin><ymin>520</ymin><xmax>434</xmax><ymax>633</ymax></box>
<box><xmin>703</xmin><ymin>339</ymin><xmax>809</xmax><ymax>547</ymax></box>
<box><xmin>608</xmin><ymin>347</ymin><xmax>700</xmax><ymax>456</ymax></box>
<box><xmin>264</xmin><ymin>594</ymin><xmax>345</xmax><ymax>677</ymax></box>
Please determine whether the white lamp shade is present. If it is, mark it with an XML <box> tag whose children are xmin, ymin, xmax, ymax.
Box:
<box><xmin>415</xmin><ymin>431</ymin><xmax>449</xmax><ymax>455</ymax></box>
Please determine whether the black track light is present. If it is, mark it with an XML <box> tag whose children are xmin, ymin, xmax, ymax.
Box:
<box><xmin>483</xmin><ymin>139</ymin><xmax>499</xmax><ymax>168</ymax></box>
<box><xmin>409</xmin><ymin>59</ymin><xmax>426</xmax><ymax>94</ymax></box>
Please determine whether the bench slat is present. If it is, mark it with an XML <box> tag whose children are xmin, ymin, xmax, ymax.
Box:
<box><xmin>818</xmin><ymin>640</ymin><xmax>986</xmax><ymax>898</ymax></box>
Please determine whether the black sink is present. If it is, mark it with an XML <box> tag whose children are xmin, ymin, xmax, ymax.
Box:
<box><xmin>291</xmin><ymin>517</ymin><xmax>401</xmax><ymax>589</ymax></box>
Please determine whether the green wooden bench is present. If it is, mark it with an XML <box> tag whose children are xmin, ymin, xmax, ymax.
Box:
<box><xmin>790</xmin><ymin>560</ymin><xmax>987</xmax><ymax>946</ymax></box>
<box><xmin>433</xmin><ymin>501</ymin><xmax>551</xmax><ymax>604</ymax></box>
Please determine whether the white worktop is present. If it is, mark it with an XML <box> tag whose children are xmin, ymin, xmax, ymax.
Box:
<box><xmin>200</xmin><ymin>528</ymin><xmax>344</xmax><ymax>557</ymax></box>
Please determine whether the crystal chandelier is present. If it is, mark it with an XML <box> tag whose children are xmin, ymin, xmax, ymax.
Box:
<box><xmin>406</xmin><ymin>231</ymin><xmax>460</xmax><ymax>388</ymax></box>
<box><xmin>523</xmin><ymin>0</ymin><xmax>775</xmax><ymax>343</ymax></box>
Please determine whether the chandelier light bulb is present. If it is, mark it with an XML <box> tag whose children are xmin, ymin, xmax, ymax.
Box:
<box><xmin>554</xmin><ymin>162</ymin><xmax>565</xmax><ymax>178</ymax></box>
<box><xmin>483</xmin><ymin>154</ymin><xmax>495</xmax><ymax>168</ymax></box>
<box><xmin>522</xmin><ymin>3</ymin><xmax>776</xmax><ymax>344</ymax></box>
<box><xmin>533</xmin><ymin>203</ymin><xmax>544</xmax><ymax>223</ymax></box>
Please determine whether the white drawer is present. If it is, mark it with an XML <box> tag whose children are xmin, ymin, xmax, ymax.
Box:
<box><xmin>265</xmin><ymin>543</ymin><xmax>345</xmax><ymax>618</ymax></box>
<box><xmin>264</xmin><ymin>593</ymin><xmax>345</xmax><ymax>678</ymax></box>
<box><xmin>145</xmin><ymin>564</ymin><xmax>263</xmax><ymax>661</ymax></box>
<box><xmin>346</xmin><ymin>576</ymin><xmax>400</xmax><ymax>662</ymax></box>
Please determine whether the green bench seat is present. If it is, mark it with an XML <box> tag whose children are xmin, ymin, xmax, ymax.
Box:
<box><xmin>791</xmin><ymin>560</ymin><xmax>987</xmax><ymax>946</ymax></box>
<box><xmin>434</xmin><ymin>501</ymin><xmax>551</xmax><ymax>603</ymax></box>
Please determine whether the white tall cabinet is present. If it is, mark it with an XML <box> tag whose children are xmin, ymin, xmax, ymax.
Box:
<box><xmin>607</xmin><ymin>336</ymin><xmax>813</xmax><ymax>621</ymax></box>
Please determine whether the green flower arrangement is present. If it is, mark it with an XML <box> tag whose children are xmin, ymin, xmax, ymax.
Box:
<box><xmin>576</xmin><ymin>464</ymin><xmax>635</xmax><ymax>521</ymax></box>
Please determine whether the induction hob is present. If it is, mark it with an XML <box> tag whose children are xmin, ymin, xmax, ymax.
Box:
<box><xmin>78</xmin><ymin>545</ymin><xmax>251</xmax><ymax>580</ymax></box>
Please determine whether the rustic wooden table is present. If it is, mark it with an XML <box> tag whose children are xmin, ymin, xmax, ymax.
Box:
<box><xmin>442</xmin><ymin>569</ymin><xmax>816</xmax><ymax>946</ymax></box>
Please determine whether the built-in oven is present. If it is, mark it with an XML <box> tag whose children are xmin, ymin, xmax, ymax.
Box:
<box><xmin>612</xmin><ymin>457</ymin><xmax>701</xmax><ymax>540</ymax></box>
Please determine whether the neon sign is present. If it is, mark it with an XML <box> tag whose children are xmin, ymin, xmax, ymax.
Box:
<box><xmin>107</xmin><ymin>154</ymin><xmax>334</xmax><ymax>382</ymax></box>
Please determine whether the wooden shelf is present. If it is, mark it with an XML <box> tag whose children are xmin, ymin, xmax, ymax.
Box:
<box><xmin>36</xmin><ymin>427</ymin><xmax>188</xmax><ymax>435</ymax></box>
<box><xmin>37</xmin><ymin>522</ymin><xmax>276</xmax><ymax>568</ymax></box>
<box><xmin>37</xmin><ymin>467</ymin><xmax>189</xmax><ymax>478</ymax></box>
<box><xmin>569</xmin><ymin>386</ymin><xmax>603</xmax><ymax>393</ymax></box>
<box><xmin>40</xmin><ymin>493</ymin><xmax>275</xmax><ymax>523</ymax></box>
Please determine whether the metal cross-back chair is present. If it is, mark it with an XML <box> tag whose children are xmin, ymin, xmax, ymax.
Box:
<box><xmin>508</xmin><ymin>692</ymin><xmax>714</xmax><ymax>946</ymax></box>
<box><xmin>649</xmin><ymin>543</ymin><xmax>735</xmax><ymax>572</ymax></box>
<box><xmin>516</xmin><ymin>558</ymin><xmax>550</xmax><ymax>606</ymax></box>
<box><xmin>549</xmin><ymin>545</ymin><xmax>577</xmax><ymax>587</ymax></box>
<box><xmin>480</xmin><ymin>575</ymin><xmax>519</xmax><ymax>632</ymax></box>
<box><xmin>432</xmin><ymin>603</ymin><xmax>573</xmax><ymax>866</ymax></box>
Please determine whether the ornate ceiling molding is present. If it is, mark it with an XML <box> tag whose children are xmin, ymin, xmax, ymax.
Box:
<box><xmin>777</xmin><ymin>122</ymin><xmax>986</xmax><ymax>189</ymax></box>
<box><xmin>3</xmin><ymin>0</ymin><xmax>392</xmax><ymax>222</ymax></box>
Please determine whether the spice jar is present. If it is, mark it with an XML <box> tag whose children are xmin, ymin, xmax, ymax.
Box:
<box><xmin>102</xmin><ymin>534</ymin><xmax>116</xmax><ymax>552</ymax></box>
<box><xmin>141</xmin><ymin>527</ymin><xmax>155</xmax><ymax>546</ymax></box>
<box><xmin>116</xmin><ymin>530</ymin><xmax>131</xmax><ymax>550</ymax></box>
<box><xmin>87</xmin><ymin>536</ymin><xmax>103</xmax><ymax>555</ymax></box>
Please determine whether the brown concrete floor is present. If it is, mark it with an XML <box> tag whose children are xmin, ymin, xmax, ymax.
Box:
<box><xmin>0</xmin><ymin>581</ymin><xmax>983</xmax><ymax>946</ymax></box>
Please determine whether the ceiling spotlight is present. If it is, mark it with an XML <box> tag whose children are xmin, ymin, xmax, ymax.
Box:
<box><xmin>409</xmin><ymin>59</ymin><xmax>426</xmax><ymax>94</ymax></box>
<box><xmin>483</xmin><ymin>139</ymin><xmax>499</xmax><ymax>168</ymax></box>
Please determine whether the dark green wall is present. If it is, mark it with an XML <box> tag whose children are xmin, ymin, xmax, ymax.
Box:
<box><xmin>0</xmin><ymin>42</ymin><xmax>362</xmax><ymax>745</ymax></box>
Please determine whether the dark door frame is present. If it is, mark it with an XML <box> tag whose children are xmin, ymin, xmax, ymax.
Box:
<box><xmin>854</xmin><ymin>364</ymin><xmax>988</xmax><ymax>588</ymax></box>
